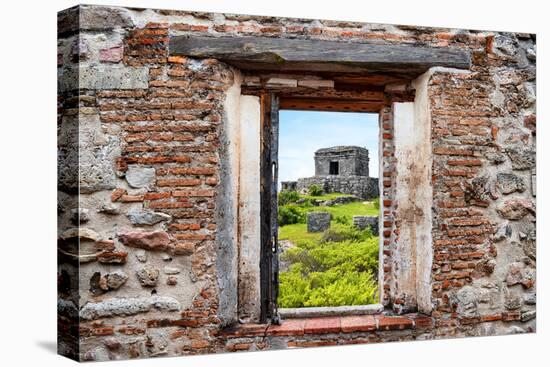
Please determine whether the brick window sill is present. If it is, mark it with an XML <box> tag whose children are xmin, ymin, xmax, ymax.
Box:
<box><xmin>221</xmin><ymin>313</ymin><xmax>433</xmax><ymax>338</ymax></box>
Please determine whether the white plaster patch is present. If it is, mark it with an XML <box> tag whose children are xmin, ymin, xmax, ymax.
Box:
<box><xmin>393</xmin><ymin>102</ymin><xmax>418</xmax><ymax>307</ymax></box>
<box><xmin>412</xmin><ymin>70</ymin><xmax>434</xmax><ymax>314</ymax></box>
<box><xmin>238</xmin><ymin>94</ymin><xmax>262</xmax><ymax>323</ymax></box>
<box><xmin>392</xmin><ymin>71</ymin><xmax>434</xmax><ymax>313</ymax></box>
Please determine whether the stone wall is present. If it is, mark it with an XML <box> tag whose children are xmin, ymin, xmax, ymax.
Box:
<box><xmin>297</xmin><ymin>175</ymin><xmax>379</xmax><ymax>199</ymax></box>
<box><xmin>57</xmin><ymin>4</ymin><xmax>536</xmax><ymax>362</ymax></box>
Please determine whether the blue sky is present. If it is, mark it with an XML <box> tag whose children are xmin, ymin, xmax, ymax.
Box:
<box><xmin>279</xmin><ymin>110</ymin><xmax>379</xmax><ymax>184</ymax></box>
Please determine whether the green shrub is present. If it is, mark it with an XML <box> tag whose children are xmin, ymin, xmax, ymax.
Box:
<box><xmin>372</xmin><ymin>197</ymin><xmax>380</xmax><ymax>210</ymax></box>
<box><xmin>278</xmin><ymin>205</ymin><xmax>305</xmax><ymax>226</ymax></box>
<box><xmin>308</xmin><ymin>184</ymin><xmax>323</xmax><ymax>196</ymax></box>
<box><xmin>278</xmin><ymin>190</ymin><xmax>300</xmax><ymax>206</ymax></box>
<box><xmin>277</xmin><ymin>195</ymin><xmax>380</xmax><ymax>308</ymax></box>
<box><xmin>281</xmin><ymin>238</ymin><xmax>379</xmax><ymax>274</ymax></box>
<box><xmin>334</xmin><ymin>215</ymin><xmax>350</xmax><ymax>225</ymax></box>
<box><xmin>320</xmin><ymin>223</ymin><xmax>373</xmax><ymax>243</ymax></box>
<box><xmin>278</xmin><ymin>237</ymin><xmax>379</xmax><ymax>307</ymax></box>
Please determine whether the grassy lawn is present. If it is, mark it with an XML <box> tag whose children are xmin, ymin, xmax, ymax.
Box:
<box><xmin>278</xmin><ymin>193</ymin><xmax>378</xmax><ymax>242</ymax></box>
<box><xmin>279</xmin><ymin>223</ymin><xmax>322</xmax><ymax>243</ymax></box>
<box><xmin>314</xmin><ymin>200</ymin><xmax>379</xmax><ymax>218</ymax></box>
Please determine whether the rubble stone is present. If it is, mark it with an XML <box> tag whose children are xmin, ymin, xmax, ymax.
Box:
<box><xmin>497</xmin><ymin>199</ymin><xmax>535</xmax><ymax>220</ymax></box>
<box><xmin>136</xmin><ymin>265</ymin><xmax>160</xmax><ymax>287</ymax></box>
<box><xmin>127</xmin><ymin>209</ymin><xmax>172</xmax><ymax>226</ymax></box>
<box><xmin>118</xmin><ymin>231</ymin><xmax>171</xmax><ymax>251</ymax></box>
<box><xmin>79</xmin><ymin>296</ymin><xmax>180</xmax><ymax>320</ymax></box>
<box><xmin>125</xmin><ymin>166</ymin><xmax>156</xmax><ymax>189</ymax></box>
<box><xmin>496</xmin><ymin>173</ymin><xmax>525</xmax><ymax>194</ymax></box>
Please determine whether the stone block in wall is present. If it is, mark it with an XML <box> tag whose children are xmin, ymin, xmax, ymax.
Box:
<box><xmin>353</xmin><ymin>215</ymin><xmax>379</xmax><ymax>236</ymax></box>
<box><xmin>307</xmin><ymin>212</ymin><xmax>331</xmax><ymax>232</ymax></box>
<box><xmin>281</xmin><ymin>181</ymin><xmax>297</xmax><ymax>191</ymax></box>
<box><xmin>79</xmin><ymin>5</ymin><xmax>135</xmax><ymax>31</ymax></box>
<box><xmin>59</xmin><ymin>65</ymin><xmax>149</xmax><ymax>92</ymax></box>
<box><xmin>78</xmin><ymin>114</ymin><xmax>120</xmax><ymax>193</ymax></box>
<box><xmin>80</xmin><ymin>65</ymin><xmax>149</xmax><ymax>90</ymax></box>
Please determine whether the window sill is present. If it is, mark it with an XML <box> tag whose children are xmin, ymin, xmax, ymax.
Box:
<box><xmin>221</xmin><ymin>312</ymin><xmax>433</xmax><ymax>338</ymax></box>
<box><xmin>279</xmin><ymin>304</ymin><xmax>384</xmax><ymax>318</ymax></box>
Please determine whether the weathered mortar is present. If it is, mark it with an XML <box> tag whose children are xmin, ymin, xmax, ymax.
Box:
<box><xmin>57</xmin><ymin>4</ymin><xmax>536</xmax><ymax>361</ymax></box>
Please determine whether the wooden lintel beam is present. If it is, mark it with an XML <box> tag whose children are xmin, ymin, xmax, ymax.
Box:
<box><xmin>279</xmin><ymin>98</ymin><xmax>382</xmax><ymax>113</ymax></box>
<box><xmin>170</xmin><ymin>36</ymin><xmax>471</xmax><ymax>74</ymax></box>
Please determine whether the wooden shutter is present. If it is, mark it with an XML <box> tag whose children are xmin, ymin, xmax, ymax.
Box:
<box><xmin>260</xmin><ymin>93</ymin><xmax>280</xmax><ymax>324</ymax></box>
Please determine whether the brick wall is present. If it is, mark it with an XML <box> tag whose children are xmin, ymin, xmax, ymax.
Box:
<box><xmin>57</xmin><ymin>5</ymin><xmax>536</xmax><ymax>361</ymax></box>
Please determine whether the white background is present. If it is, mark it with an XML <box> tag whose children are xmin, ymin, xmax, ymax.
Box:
<box><xmin>0</xmin><ymin>0</ymin><xmax>547</xmax><ymax>365</ymax></box>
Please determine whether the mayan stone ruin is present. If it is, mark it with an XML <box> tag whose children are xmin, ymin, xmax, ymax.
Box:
<box><xmin>287</xmin><ymin>145</ymin><xmax>379</xmax><ymax>199</ymax></box>
<box><xmin>57</xmin><ymin>4</ymin><xmax>536</xmax><ymax>362</ymax></box>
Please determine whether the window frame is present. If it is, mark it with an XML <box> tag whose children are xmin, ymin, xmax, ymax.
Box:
<box><xmin>260</xmin><ymin>95</ymin><xmax>385</xmax><ymax>322</ymax></box>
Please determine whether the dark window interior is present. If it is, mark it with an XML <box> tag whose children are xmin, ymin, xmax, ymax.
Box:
<box><xmin>329</xmin><ymin>161</ymin><xmax>339</xmax><ymax>175</ymax></box>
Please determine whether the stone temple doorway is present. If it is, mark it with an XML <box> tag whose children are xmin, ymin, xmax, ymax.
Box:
<box><xmin>329</xmin><ymin>161</ymin><xmax>339</xmax><ymax>175</ymax></box>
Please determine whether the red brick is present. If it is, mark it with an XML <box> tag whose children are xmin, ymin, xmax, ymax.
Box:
<box><xmin>172</xmin><ymin>189</ymin><xmax>215</xmax><ymax>197</ymax></box>
<box><xmin>227</xmin><ymin>343</ymin><xmax>251</xmax><ymax>351</ymax></box>
<box><xmin>120</xmin><ymin>194</ymin><xmax>145</xmax><ymax>202</ymax></box>
<box><xmin>288</xmin><ymin>340</ymin><xmax>338</xmax><ymax>348</ymax></box>
<box><xmin>409</xmin><ymin>315</ymin><xmax>433</xmax><ymax>329</ymax></box>
<box><xmin>206</xmin><ymin>177</ymin><xmax>219</xmax><ymax>186</ymax></box>
<box><xmin>503</xmin><ymin>310</ymin><xmax>524</xmax><ymax>322</ymax></box>
<box><xmin>148</xmin><ymin>201</ymin><xmax>194</xmax><ymax>209</ymax></box>
<box><xmin>157</xmin><ymin>179</ymin><xmax>201</xmax><ymax>187</ymax></box>
<box><xmin>433</xmin><ymin>147</ymin><xmax>474</xmax><ymax>156</ymax></box>
<box><xmin>340</xmin><ymin>315</ymin><xmax>376</xmax><ymax>333</ymax></box>
<box><xmin>304</xmin><ymin>317</ymin><xmax>341</xmax><ymax>334</ymax></box>
<box><xmin>111</xmin><ymin>188</ymin><xmax>126</xmax><ymax>202</ymax></box>
<box><xmin>171</xmin><ymin>242</ymin><xmax>195</xmax><ymax>255</ymax></box>
<box><xmin>266</xmin><ymin>319</ymin><xmax>306</xmax><ymax>336</ymax></box>
<box><xmin>449</xmin><ymin>218</ymin><xmax>489</xmax><ymax>226</ymax></box>
<box><xmin>97</xmin><ymin>251</ymin><xmax>128</xmax><ymax>264</ymax></box>
<box><xmin>167</xmin><ymin>167</ymin><xmax>216</xmax><ymax>176</ymax></box>
<box><xmin>376</xmin><ymin>316</ymin><xmax>413</xmax><ymax>330</ymax></box>
<box><xmin>481</xmin><ymin>314</ymin><xmax>502</xmax><ymax>322</ymax></box>
<box><xmin>117</xmin><ymin>326</ymin><xmax>145</xmax><ymax>335</ymax></box>
<box><xmin>91</xmin><ymin>327</ymin><xmax>114</xmax><ymax>336</ymax></box>
<box><xmin>174</xmin><ymin>233</ymin><xmax>207</xmax><ymax>240</ymax></box>
<box><xmin>167</xmin><ymin>55</ymin><xmax>187</xmax><ymax>64</ymax></box>
<box><xmin>171</xmin><ymin>319</ymin><xmax>200</xmax><ymax>328</ymax></box>
<box><xmin>169</xmin><ymin>223</ymin><xmax>201</xmax><ymax>231</ymax></box>
<box><xmin>447</xmin><ymin>158</ymin><xmax>483</xmax><ymax>166</ymax></box>
<box><xmin>221</xmin><ymin>323</ymin><xmax>268</xmax><ymax>337</ymax></box>
<box><xmin>170</xmin><ymin>330</ymin><xmax>186</xmax><ymax>340</ymax></box>
<box><xmin>191</xmin><ymin>340</ymin><xmax>210</xmax><ymax>349</ymax></box>
<box><xmin>144</xmin><ymin>192</ymin><xmax>171</xmax><ymax>200</ymax></box>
